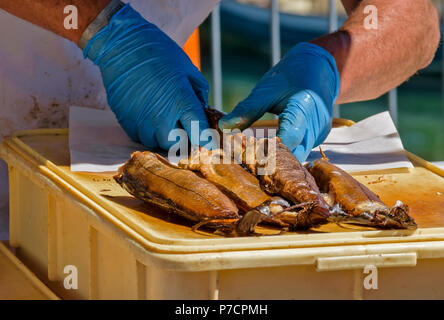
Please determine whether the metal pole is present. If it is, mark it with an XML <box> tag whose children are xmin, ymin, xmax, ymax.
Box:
<box><xmin>328</xmin><ymin>0</ymin><xmax>340</xmax><ymax>118</ymax></box>
<box><xmin>270</xmin><ymin>0</ymin><xmax>281</xmax><ymax>66</ymax></box>
<box><xmin>388</xmin><ymin>88</ymin><xmax>398</xmax><ymax>127</ymax></box>
<box><xmin>328</xmin><ymin>0</ymin><xmax>338</xmax><ymax>33</ymax></box>
<box><xmin>211</xmin><ymin>3</ymin><xmax>223</xmax><ymax>111</ymax></box>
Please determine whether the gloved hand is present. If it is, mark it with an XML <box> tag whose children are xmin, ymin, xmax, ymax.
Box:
<box><xmin>83</xmin><ymin>4</ymin><xmax>209</xmax><ymax>149</ymax></box>
<box><xmin>218</xmin><ymin>42</ymin><xmax>340</xmax><ymax>162</ymax></box>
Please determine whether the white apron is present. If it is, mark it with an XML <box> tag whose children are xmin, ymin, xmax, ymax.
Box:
<box><xmin>0</xmin><ymin>0</ymin><xmax>220</xmax><ymax>240</ymax></box>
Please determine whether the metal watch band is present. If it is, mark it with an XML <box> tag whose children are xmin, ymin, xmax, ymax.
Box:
<box><xmin>78</xmin><ymin>0</ymin><xmax>125</xmax><ymax>49</ymax></box>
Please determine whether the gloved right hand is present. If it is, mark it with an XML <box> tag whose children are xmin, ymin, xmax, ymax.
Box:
<box><xmin>218</xmin><ymin>42</ymin><xmax>340</xmax><ymax>162</ymax></box>
<box><xmin>83</xmin><ymin>4</ymin><xmax>210</xmax><ymax>149</ymax></box>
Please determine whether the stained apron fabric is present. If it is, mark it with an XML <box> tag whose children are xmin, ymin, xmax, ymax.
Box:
<box><xmin>0</xmin><ymin>0</ymin><xmax>220</xmax><ymax>240</ymax></box>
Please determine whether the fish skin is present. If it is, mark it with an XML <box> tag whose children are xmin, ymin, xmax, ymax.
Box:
<box><xmin>252</xmin><ymin>137</ymin><xmax>331</xmax><ymax>227</ymax></box>
<box><xmin>114</xmin><ymin>151</ymin><xmax>239</xmax><ymax>222</ymax></box>
<box><xmin>179</xmin><ymin>147</ymin><xmax>271</xmax><ymax>213</ymax></box>
<box><xmin>204</xmin><ymin>106</ymin><xmax>331</xmax><ymax>228</ymax></box>
<box><xmin>306</xmin><ymin>158</ymin><xmax>417</xmax><ymax>229</ymax></box>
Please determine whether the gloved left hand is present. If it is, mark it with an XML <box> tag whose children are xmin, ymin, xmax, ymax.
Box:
<box><xmin>218</xmin><ymin>42</ymin><xmax>340</xmax><ymax>162</ymax></box>
<box><xmin>83</xmin><ymin>4</ymin><xmax>210</xmax><ymax>149</ymax></box>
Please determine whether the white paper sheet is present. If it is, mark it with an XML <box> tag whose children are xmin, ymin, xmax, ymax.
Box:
<box><xmin>433</xmin><ymin>161</ymin><xmax>444</xmax><ymax>169</ymax></box>
<box><xmin>69</xmin><ymin>106</ymin><xmax>149</xmax><ymax>172</ymax></box>
<box><xmin>305</xmin><ymin>111</ymin><xmax>413</xmax><ymax>172</ymax></box>
<box><xmin>69</xmin><ymin>106</ymin><xmax>412</xmax><ymax>172</ymax></box>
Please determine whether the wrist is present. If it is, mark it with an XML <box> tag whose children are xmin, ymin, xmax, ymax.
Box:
<box><xmin>82</xmin><ymin>3</ymin><xmax>151</xmax><ymax>64</ymax></box>
<box><xmin>288</xmin><ymin>42</ymin><xmax>341</xmax><ymax>107</ymax></box>
<box><xmin>78</xmin><ymin>0</ymin><xmax>125</xmax><ymax>49</ymax></box>
<box><xmin>310</xmin><ymin>32</ymin><xmax>350</xmax><ymax>104</ymax></box>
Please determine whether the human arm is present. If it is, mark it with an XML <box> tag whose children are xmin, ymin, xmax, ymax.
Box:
<box><xmin>219</xmin><ymin>0</ymin><xmax>440</xmax><ymax>161</ymax></box>
<box><xmin>0</xmin><ymin>0</ymin><xmax>110</xmax><ymax>44</ymax></box>
<box><xmin>314</xmin><ymin>0</ymin><xmax>441</xmax><ymax>104</ymax></box>
<box><xmin>0</xmin><ymin>1</ymin><xmax>211</xmax><ymax>149</ymax></box>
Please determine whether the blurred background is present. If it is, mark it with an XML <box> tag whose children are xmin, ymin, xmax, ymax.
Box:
<box><xmin>198</xmin><ymin>0</ymin><xmax>444</xmax><ymax>162</ymax></box>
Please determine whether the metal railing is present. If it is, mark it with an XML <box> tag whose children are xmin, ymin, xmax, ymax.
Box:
<box><xmin>328</xmin><ymin>0</ymin><xmax>341</xmax><ymax>118</ymax></box>
<box><xmin>388</xmin><ymin>88</ymin><xmax>398</xmax><ymax>126</ymax></box>
<box><xmin>210</xmin><ymin>0</ymin><xmax>403</xmax><ymax>124</ymax></box>
<box><xmin>270</xmin><ymin>0</ymin><xmax>281</xmax><ymax>66</ymax></box>
<box><xmin>211</xmin><ymin>3</ymin><xmax>223</xmax><ymax>111</ymax></box>
<box><xmin>210</xmin><ymin>0</ymin><xmax>281</xmax><ymax>112</ymax></box>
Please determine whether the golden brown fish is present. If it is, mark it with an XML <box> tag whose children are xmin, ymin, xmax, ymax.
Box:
<box><xmin>179</xmin><ymin>147</ymin><xmax>310</xmax><ymax>230</ymax></box>
<box><xmin>306</xmin><ymin>158</ymin><xmax>417</xmax><ymax>229</ymax></box>
<box><xmin>114</xmin><ymin>151</ymin><xmax>239</xmax><ymax>223</ymax></box>
<box><xmin>227</xmin><ymin>134</ymin><xmax>331</xmax><ymax>228</ymax></box>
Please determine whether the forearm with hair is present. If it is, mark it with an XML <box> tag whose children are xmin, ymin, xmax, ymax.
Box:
<box><xmin>0</xmin><ymin>0</ymin><xmax>111</xmax><ymax>44</ymax></box>
<box><xmin>312</xmin><ymin>0</ymin><xmax>440</xmax><ymax>104</ymax></box>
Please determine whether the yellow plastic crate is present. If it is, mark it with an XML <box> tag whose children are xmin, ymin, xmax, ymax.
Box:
<box><xmin>1</xmin><ymin>125</ymin><xmax>444</xmax><ymax>300</ymax></box>
<box><xmin>0</xmin><ymin>241</ymin><xmax>59</xmax><ymax>300</ymax></box>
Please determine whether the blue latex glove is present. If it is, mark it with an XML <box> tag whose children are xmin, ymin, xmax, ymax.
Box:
<box><xmin>83</xmin><ymin>4</ymin><xmax>209</xmax><ymax>149</ymax></box>
<box><xmin>218</xmin><ymin>42</ymin><xmax>340</xmax><ymax>162</ymax></box>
